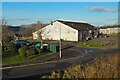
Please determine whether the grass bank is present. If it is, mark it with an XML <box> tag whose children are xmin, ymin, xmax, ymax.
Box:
<box><xmin>2</xmin><ymin>52</ymin><xmax>54</xmax><ymax>65</ymax></box>
<box><xmin>78</xmin><ymin>35</ymin><xmax>118</xmax><ymax>48</ymax></box>
<box><xmin>79</xmin><ymin>41</ymin><xmax>108</xmax><ymax>48</ymax></box>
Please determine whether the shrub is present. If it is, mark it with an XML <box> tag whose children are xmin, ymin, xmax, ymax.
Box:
<box><xmin>50</xmin><ymin>71</ymin><xmax>61</xmax><ymax>78</ymax></box>
<box><xmin>31</xmin><ymin>47</ymin><xmax>39</xmax><ymax>54</ymax></box>
<box><xmin>26</xmin><ymin>49</ymin><xmax>32</xmax><ymax>59</ymax></box>
<box><xmin>26</xmin><ymin>48</ymin><xmax>36</xmax><ymax>59</ymax></box>
<box><xmin>18</xmin><ymin>46</ymin><xmax>28</xmax><ymax>58</ymax></box>
<box><xmin>35</xmin><ymin>47</ymin><xmax>42</xmax><ymax>54</ymax></box>
<box><xmin>6</xmin><ymin>42</ymin><xmax>18</xmax><ymax>55</ymax></box>
<box><xmin>49</xmin><ymin>54</ymin><xmax>118</xmax><ymax>78</ymax></box>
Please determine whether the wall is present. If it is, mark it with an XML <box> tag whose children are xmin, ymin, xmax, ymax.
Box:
<box><xmin>99</xmin><ymin>29</ymin><xmax>108</xmax><ymax>34</ymax></box>
<box><xmin>99</xmin><ymin>27</ymin><xmax>120</xmax><ymax>34</ymax></box>
<box><xmin>33</xmin><ymin>33</ymin><xmax>38</xmax><ymax>39</ymax></box>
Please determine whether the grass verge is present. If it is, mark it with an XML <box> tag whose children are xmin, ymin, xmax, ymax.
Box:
<box><xmin>2</xmin><ymin>53</ymin><xmax>54</xmax><ymax>65</ymax></box>
<box><xmin>79</xmin><ymin>41</ymin><xmax>108</xmax><ymax>48</ymax></box>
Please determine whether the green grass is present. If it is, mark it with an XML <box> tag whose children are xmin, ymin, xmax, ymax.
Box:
<box><xmin>79</xmin><ymin>41</ymin><xmax>107</xmax><ymax>48</ymax></box>
<box><xmin>109</xmin><ymin>33</ymin><xmax>120</xmax><ymax>37</ymax></box>
<box><xmin>2</xmin><ymin>53</ymin><xmax>54</xmax><ymax>65</ymax></box>
<box><xmin>32</xmin><ymin>53</ymin><xmax>54</xmax><ymax>61</ymax></box>
<box><xmin>3</xmin><ymin>55</ymin><xmax>26</xmax><ymax>65</ymax></box>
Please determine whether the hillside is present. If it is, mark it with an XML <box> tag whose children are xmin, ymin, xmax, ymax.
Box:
<box><xmin>7</xmin><ymin>26</ymin><xmax>24</xmax><ymax>33</ymax></box>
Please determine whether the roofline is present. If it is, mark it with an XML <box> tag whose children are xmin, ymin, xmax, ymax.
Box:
<box><xmin>33</xmin><ymin>20</ymin><xmax>96</xmax><ymax>33</ymax></box>
<box><xmin>54</xmin><ymin>20</ymin><xmax>92</xmax><ymax>24</ymax></box>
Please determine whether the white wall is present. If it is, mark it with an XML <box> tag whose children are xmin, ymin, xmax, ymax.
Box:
<box><xmin>58</xmin><ymin>21</ymin><xmax>78</xmax><ymax>41</ymax></box>
<box><xmin>99</xmin><ymin>27</ymin><xmax>120</xmax><ymax>34</ymax></box>
<box><xmin>33</xmin><ymin>33</ymin><xmax>38</xmax><ymax>39</ymax></box>
<box><xmin>99</xmin><ymin>29</ymin><xmax>108</xmax><ymax>34</ymax></box>
<box><xmin>33</xmin><ymin>21</ymin><xmax>78</xmax><ymax>41</ymax></box>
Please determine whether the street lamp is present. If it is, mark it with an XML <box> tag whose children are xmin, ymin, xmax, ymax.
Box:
<box><xmin>59</xmin><ymin>22</ymin><xmax>62</xmax><ymax>58</ymax></box>
<box><xmin>51</xmin><ymin>20</ymin><xmax>61</xmax><ymax>58</ymax></box>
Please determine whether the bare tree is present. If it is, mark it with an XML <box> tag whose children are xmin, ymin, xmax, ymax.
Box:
<box><xmin>2</xmin><ymin>19</ymin><xmax>14</xmax><ymax>46</ymax></box>
<box><xmin>21</xmin><ymin>21</ymin><xmax>47</xmax><ymax>37</ymax></box>
<box><xmin>21</xmin><ymin>27</ymin><xmax>33</xmax><ymax>37</ymax></box>
<box><xmin>36</xmin><ymin>21</ymin><xmax>49</xmax><ymax>49</ymax></box>
<box><xmin>32</xmin><ymin>21</ymin><xmax>47</xmax><ymax>31</ymax></box>
<box><xmin>2</xmin><ymin>19</ymin><xmax>7</xmax><ymax>26</ymax></box>
<box><xmin>0</xmin><ymin>20</ymin><xmax>2</xmax><ymax>46</ymax></box>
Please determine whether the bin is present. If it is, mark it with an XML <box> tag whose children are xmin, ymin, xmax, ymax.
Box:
<box><xmin>50</xmin><ymin>44</ymin><xmax>57</xmax><ymax>53</ymax></box>
<box><xmin>43</xmin><ymin>44</ymin><xmax>49</xmax><ymax>52</ymax></box>
<box><xmin>35</xmin><ymin>43</ymin><xmax>41</xmax><ymax>48</ymax></box>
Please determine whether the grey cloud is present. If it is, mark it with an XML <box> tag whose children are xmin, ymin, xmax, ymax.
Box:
<box><xmin>87</xmin><ymin>6</ymin><xmax>117</xmax><ymax>13</ymax></box>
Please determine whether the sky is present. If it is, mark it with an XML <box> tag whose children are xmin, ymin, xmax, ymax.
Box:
<box><xmin>2</xmin><ymin>0</ymin><xmax>119</xmax><ymax>2</ymax></box>
<box><xmin>2</xmin><ymin>2</ymin><xmax>118</xmax><ymax>26</ymax></box>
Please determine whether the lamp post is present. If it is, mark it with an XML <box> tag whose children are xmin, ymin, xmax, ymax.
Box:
<box><xmin>59</xmin><ymin>22</ymin><xmax>62</xmax><ymax>58</ymax></box>
<box><xmin>51</xmin><ymin>20</ymin><xmax>61</xmax><ymax>58</ymax></box>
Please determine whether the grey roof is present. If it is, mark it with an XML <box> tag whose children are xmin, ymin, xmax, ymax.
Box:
<box><xmin>100</xmin><ymin>25</ymin><xmax>120</xmax><ymax>29</ymax></box>
<box><xmin>55</xmin><ymin>20</ymin><xmax>96</xmax><ymax>30</ymax></box>
<box><xmin>99</xmin><ymin>27</ymin><xmax>107</xmax><ymax>29</ymax></box>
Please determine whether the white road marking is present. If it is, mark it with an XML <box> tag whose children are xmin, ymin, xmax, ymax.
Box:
<box><xmin>0</xmin><ymin>55</ymin><xmax>80</xmax><ymax>70</ymax></box>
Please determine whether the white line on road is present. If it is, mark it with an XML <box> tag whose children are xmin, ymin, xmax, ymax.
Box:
<box><xmin>1</xmin><ymin>55</ymin><xmax>80</xmax><ymax>70</ymax></box>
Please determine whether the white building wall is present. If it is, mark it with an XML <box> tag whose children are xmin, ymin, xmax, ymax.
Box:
<box><xmin>99</xmin><ymin>29</ymin><xmax>108</xmax><ymax>34</ymax></box>
<box><xmin>99</xmin><ymin>27</ymin><xmax>120</xmax><ymax>34</ymax></box>
<box><xmin>33</xmin><ymin>21</ymin><xmax>78</xmax><ymax>41</ymax></box>
<box><xmin>59</xmin><ymin>22</ymin><xmax>78</xmax><ymax>41</ymax></box>
<box><xmin>113</xmin><ymin>27</ymin><xmax>120</xmax><ymax>33</ymax></box>
<box><xmin>33</xmin><ymin>33</ymin><xmax>38</xmax><ymax>39</ymax></box>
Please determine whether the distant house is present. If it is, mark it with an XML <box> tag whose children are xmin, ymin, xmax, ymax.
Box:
<box><xmin>99</xmin><ymin>26</ymin><xmax>120</xmax><ymax>34</ymax></box>
<box><xmin>32</xmin><ymin>20</ymin><xmax>97</xmax><ymax>41</ymax></box>
<box><xmin>14</xmin><ymin>34</ymin><xmax>22</xmax><ymax>40</ymax></box>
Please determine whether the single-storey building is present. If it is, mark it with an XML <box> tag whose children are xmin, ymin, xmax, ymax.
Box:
<box><xmin>99</xmin><ymin>26</ymin><xmax>120</xmax><ymax>34</ymax></box>
<box><xmin>32</xmin><ymin>20</ymin><xmax>97</xmax><ymax>41</ymax></box>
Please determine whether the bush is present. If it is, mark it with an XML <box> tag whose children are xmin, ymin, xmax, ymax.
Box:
<box><xmin>26</xmin><ymin>49</ymin><xmax>32</xmax><ymax>59</ymax></box>
<box><xmin>26</xmin><ymin>48</ymin><xmax>36</xmax><ymax>59</ymax></box>
<box><xmin>18</xmin><ymin>46</ymin><xmax>28</xmax><ymax>58</ymax></box>
<box><xmin>31</xmin><ymin>47</ymin><xmax>39</xmax><ymax>54</ymax></box>
<box><xmin>35</xmin><ymin>47</ymin><xmax>42</xmax><ymax>54</ymax></box>
<box><xmin>18</xmin><ymin>46</ymin><xmax>40</xmax><ymax>59</ymax></box>
<box><xmin>50</xmin><ymin>71</ymin><xmax>61</xmax><ymax>78</ymax></box>
<box><xmin>6</xmin><ymin>42</ymin><xmax>18</xmax><ymax>55</ymax></box>
<box><xmin>49</xmin><ymin>54</ymin><xmax>118</xmax><ymax>78</ymax></box>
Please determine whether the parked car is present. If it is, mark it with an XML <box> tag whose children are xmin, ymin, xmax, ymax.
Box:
<box><xmin>94</xmin><ymin>35</ymin><xmax>99</xmax><ymax>38</ymax></box>
<box><xmin>86</xmin><ymin>37</ymin><xmax>92</xmax><ymax>41</ymax></box>
<box><xmin>13</xmin><ymin>40</ymin><xmax>32</xmax><ymax>47</ymax></box>
<box><xmin>100</xmin><ymin>34</ymin><xmax>109</xmax><ymax>38</ymax></box>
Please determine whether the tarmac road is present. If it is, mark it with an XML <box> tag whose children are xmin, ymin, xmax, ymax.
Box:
<box><xmin>1</xmin><ymin>46</ymin><xmax>118</xmax><ymax>79</ymax></box>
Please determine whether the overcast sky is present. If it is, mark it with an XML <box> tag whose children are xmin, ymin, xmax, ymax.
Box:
<box><xmin>2</xmin><ymin>2</ymin><xmax>118</xmax><ymax>26</ymax></box>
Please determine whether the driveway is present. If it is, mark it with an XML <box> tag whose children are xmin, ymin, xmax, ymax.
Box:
<box><xmin>2</xmin><ymin>44</ymin><xmax>118</xmax><ymax>79</ymax></box>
